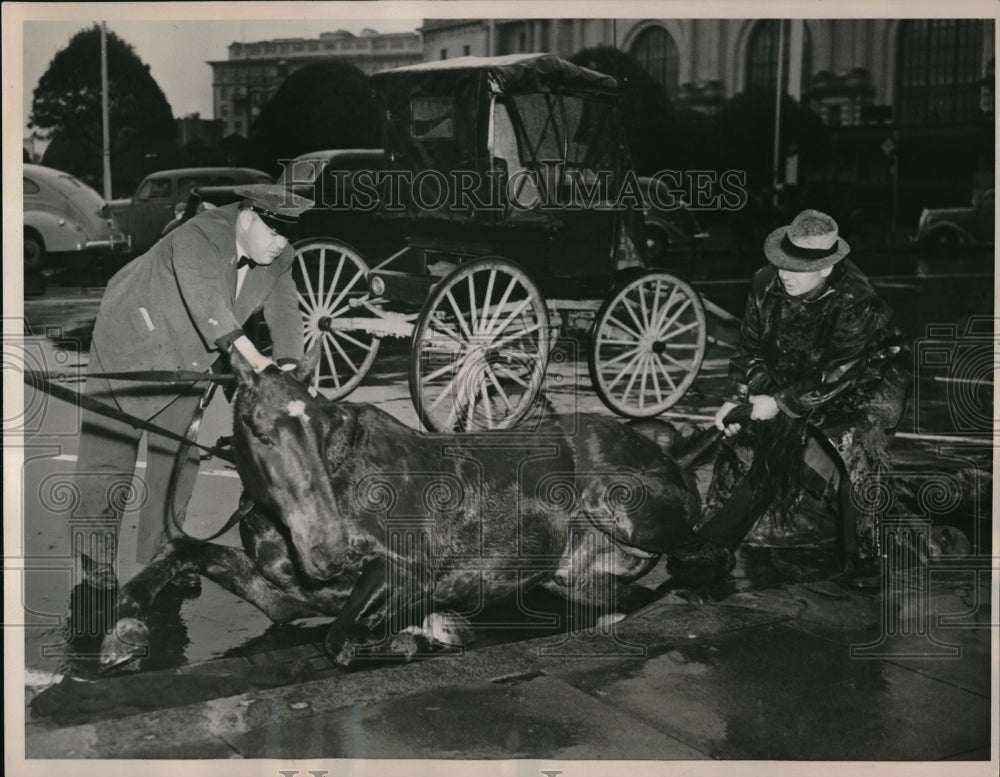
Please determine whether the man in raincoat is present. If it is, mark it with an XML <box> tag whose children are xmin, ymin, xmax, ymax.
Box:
<box><xmin>671</xmin><ymin>209</ymin><xmax>911</xmax><ymax>584</ymax></box>
<box><xmin>72</xmin><ymin>184</ymin><xmax>313</xmax><ymax>589</ymax></box>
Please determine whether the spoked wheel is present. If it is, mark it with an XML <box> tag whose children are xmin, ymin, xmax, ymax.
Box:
<box><xmin>410</xmin><ymin>257</ymin><xmax>549</xmax><ymax>433</ymax></box>
<box><xmin>589</xmin><ymin>271</ymin><xmax>706</xmax><ymax>417</ymax></box>
<box><xmin>293</xmin><ymin>237</ymin><xmax>380</xmax><ymax>399</ymax></box>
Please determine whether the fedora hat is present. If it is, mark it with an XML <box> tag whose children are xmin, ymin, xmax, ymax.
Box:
<box><xmin>763</xmin><ymin>209</ymin><xmax>850</xmax><ymax>271</ymax></box>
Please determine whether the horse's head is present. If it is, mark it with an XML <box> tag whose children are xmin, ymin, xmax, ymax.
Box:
<box><xmin>230</xmin><ymin>343</ymin><xmax>356</xmax><ymax>580</ymax></box>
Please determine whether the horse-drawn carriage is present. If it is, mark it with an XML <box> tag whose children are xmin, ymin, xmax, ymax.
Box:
<box><xmin>292</xmin><ymin>53</ymin><xmax>708</xmax><ymax>432</ymax></box>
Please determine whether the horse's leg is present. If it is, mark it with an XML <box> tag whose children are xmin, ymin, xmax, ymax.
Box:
<box><xmin>323</xmin><ymin>556</ymin><xmax>436</xmax><ymax>668</ymax></box>
<box><xmin>100</xmin><ymin>539</ymin><xmax>323</xmax><ymax>670</ymax></box>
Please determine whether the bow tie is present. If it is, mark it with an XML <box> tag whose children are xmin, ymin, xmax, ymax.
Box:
<box><xmin>237</xmin><ymin>255</ymin><xmax>253</xmax><ymax>269</ymax></box>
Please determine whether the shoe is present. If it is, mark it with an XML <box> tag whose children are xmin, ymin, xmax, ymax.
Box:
<box><xmin>666</xmin><ymin>536</ymin><xmax>736</xmax><ymax>588</ymax></box>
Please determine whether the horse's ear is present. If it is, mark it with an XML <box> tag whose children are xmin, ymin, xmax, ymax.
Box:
<box><xmin>291</xmin><ymin>340</ymin><xmax>322</xmax><ymax>385</ymax></box>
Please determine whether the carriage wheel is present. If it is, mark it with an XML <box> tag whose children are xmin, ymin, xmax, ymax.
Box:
<box><xmin>410</xmin><ymin>258</ymin><xmax>549</xmax><ymax>433</ymax></box>
<box><xmin>589</xmin><ymin>271</ymin><xmax>706</xmax><ymax>417</ymax></box>
<box><xmin>293</xmin><ymin>237</ymin><xmax>380</xmax><ymax>399</ymax></box>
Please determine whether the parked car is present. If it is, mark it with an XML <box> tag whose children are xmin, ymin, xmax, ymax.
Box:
<box><xmin>914</xmin><ymin>188</ymin><xmax>995</xmax><ymax>250</ymax></box>
<box><xmin>23</xmin><ymin>163</ymin><xmax>128</xmax><ymax>276</ymax></box>
<box><xmin>109</xmin><ymin>166</ymin><xmax>270</xmax><ymax>255</ymax></box>
<box><xmin>273</xmin><ymin>148</ymin><xmax>406</xmax><ymax>262</ymax></box>
<box><xmin>162</xmin><ymin>150</ymin><xmax>406</xmax><ymax>263</ymax></box>
<box><xmin>637</xmin><ymin>175</ymin><xmax>709</xmax><ymax>263</ymax></box>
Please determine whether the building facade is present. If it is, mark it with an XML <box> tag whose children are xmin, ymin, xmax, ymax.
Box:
<box><xmin>209</xmin><ymin>28</ymin><xmax>422</xmax><ymax>137</ymax></box>
<box><xmin>421</xmin><ymin>18</ymin><xmax>995</xmax><ymax>126</ymax></box>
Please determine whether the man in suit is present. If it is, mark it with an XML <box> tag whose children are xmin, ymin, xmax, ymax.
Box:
<box><xmin>72</xmin><ymin>184</ymin><xmax>314</xmax><ymax>592</ymax></box>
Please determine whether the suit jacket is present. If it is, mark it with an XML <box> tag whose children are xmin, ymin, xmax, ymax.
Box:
<box><xmin>92</xmin><ymin>203</ymin><xmax>303</xmax><ymax>419</ymax></box>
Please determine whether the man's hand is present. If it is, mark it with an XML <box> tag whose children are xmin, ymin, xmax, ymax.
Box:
<box><xmin>231</xmin><ymin>335</ymin><xmax>276</xmax><ymax>373</ymax></box>
<box><xmin>749</xmin><ymin>394</ymin><xmax>780</xmax><ymax>421</ymax></box>
<box><xmin>714</xmin><ymin>401</ymin><xmax>742</xmax><ymax>437</ymax></box>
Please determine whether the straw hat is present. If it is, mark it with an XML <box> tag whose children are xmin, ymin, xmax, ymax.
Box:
<box><xmin>763</xmin><ymin>209</ymin><xmax>850</xmax><ymax>271</ymax></box>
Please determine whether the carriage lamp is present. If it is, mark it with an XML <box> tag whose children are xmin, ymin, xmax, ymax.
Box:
<box><xmin>369</xmin><ymin>276</ymin><xmax>386</xmax><ymax>296</ymax></box>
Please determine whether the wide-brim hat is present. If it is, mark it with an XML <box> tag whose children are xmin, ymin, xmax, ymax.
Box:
<box><xmin>763</xmin><ymin>209</ymin><xmax>850</xmax><ymax>271</ymax></box>
<box><xmin>236</xmin><ymin>184</ymin><xmax>314</xmax><ymax>239</ymax></box>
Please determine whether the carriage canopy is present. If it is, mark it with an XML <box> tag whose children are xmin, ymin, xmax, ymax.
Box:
<box><xmin>372</xmin><ymin>53</ymin><xmax>631</xmax><ymax>218</ymax></box>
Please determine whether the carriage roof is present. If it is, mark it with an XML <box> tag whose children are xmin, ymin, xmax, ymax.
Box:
<box><xmin>371</xmin><ymin>53</ymin><xmax>618</xmax><ymax>96</ymax></box>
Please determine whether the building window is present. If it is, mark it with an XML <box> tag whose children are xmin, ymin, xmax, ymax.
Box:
<box><xmin>463</xmin><ymin>44</ymin><xmax>471</xmax><ymax>56</ymax></box>
<box><xmin>897</xmin><ymin>19</ymin><xmax>986</xmax><ymax>123</ymax></box>
<box><xmin>440</xmin><ymin>48</ymin><xmax>447</xmax><ymax>60</ymax></box>
<box><xmin>746</xmin><ymin>20</ymin><xmax>812</xmax><ymax>93</ymax></box>
<box><xmin>629</xmin><ymin>26</ymin><xmax>679</xmax><ymax>100</ymax></box>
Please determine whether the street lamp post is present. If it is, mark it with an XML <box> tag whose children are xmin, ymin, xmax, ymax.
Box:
<box><xmin>771</xmin><ymin>20</ymin><xmax>786</xmax><ymax>208</ymax></box>
<box><xmin>100</xmin><ymin>22</ymin><xmax>112</xmax><ymax>199</ymax></box>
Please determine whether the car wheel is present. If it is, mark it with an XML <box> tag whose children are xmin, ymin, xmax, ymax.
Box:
<box><xmin>24</xmin><ymin>231</ymin><xmax>45</xmax><ymax>272</ymax></box>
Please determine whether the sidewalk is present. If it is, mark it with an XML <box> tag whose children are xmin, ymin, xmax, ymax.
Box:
<box><xmin>24</xmin><ymin>561</ymin><xmax>994</xmax><ymax>760</ymax></box>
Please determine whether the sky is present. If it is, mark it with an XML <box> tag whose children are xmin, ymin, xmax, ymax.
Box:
<box><xmin>21</xmin><ymin>15</ymin><xmax>422</xmax><ymax>133</ymax></box>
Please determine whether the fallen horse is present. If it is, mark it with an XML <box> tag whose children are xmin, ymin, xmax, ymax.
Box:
<box><xmin>100</xmin><ymin>347</ymin><xmax>723</xmax><ymax>670</ymax></box>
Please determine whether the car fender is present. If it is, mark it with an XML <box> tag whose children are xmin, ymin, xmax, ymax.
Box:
<box><xmin>106</xmin><ymin>197</ymin><xmax>135</xmax><ymax>237</ymax></box>
<box><xmin>24</xmin><ymin>210</ymin><xmax>89</xmax><ymax>253</ymax></box>
<box><xmin>643</xmin><ymin>213</ymin><xmax>689</xmax><ymax>245</ymax></box>
<box><xmin>920</xmin><ymin>220</ymin><xmax>973</xmax><ymax>246</ymax></box>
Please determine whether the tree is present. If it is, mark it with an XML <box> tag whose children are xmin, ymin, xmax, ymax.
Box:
<box><xmin>249</xmin><ymin>61</ymin><xmax>382</xmax><ymax>176</ymax></box>
<box><xmin>31</xmin><ymin>25</ymin><xmax>178</xmax><ymax>196</ymax></box>
<box><xmin>568</xmin><ymin>46</ymin><xmax>674</xmax><ymax>174</ymax></box>
<box><xmin>717</xmin><ymin>89</ymin><xmax>829</xmax><ymax>190</ymax></box>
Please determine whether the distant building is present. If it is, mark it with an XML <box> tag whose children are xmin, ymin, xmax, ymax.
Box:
<box><xmin>421</xmin><ymin>18</ymin><xmax>995</xmax><ymax>125</ymax></box>
<box><xmin>209</xmin><ymin>28</ymin><xmax>422</xmax><ymax>137</ymax></box>
<box><xmin>420</xmin><ymin>18</ymin><xmax>995</xmax><ymax>194</ymax></box>
<box><xmin>176</xmin><ymin>113</ymin><xmax>224</xmax><ymax>147</ymax></box>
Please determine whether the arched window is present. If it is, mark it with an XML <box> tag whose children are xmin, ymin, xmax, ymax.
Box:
<box><xmin>897</xmin><ymin>20</ymin><xmax>986</xmax><ymax>123</ymax></box>
<box><xmin>630</xmin><ymin>26</ymin><xmax>679</xmax><ymax>99</ymax></box>
<box><xmin>746</xmin><ymin>20</ymin><xmax>812</xmax><ymax>92</ymax></box>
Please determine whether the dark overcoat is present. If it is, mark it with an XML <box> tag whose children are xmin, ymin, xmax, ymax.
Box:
<box><xmin>91</xmin><ymin>203</ymin><xmax>303</xmax><ymax>419</ymax></box>
<box><xmin>705</xmin><ymin>259</ymin><xmax>912</xmax><ymax>557</ymax></box>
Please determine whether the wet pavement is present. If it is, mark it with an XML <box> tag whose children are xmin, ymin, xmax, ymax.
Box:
<box><xmin>21</xmin><ymin>564</ymin><xmax>994</xmax><ymax>760</ymax></box>
<box><xmin>10</xmin><ymin>245</ymin><xmax>997</xmax><ymax>762</ymax></box>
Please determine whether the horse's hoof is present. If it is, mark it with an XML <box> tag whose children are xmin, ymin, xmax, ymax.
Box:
<box><xmin>422</xmin><ymin>612</ymin><xmax>474</xmax><ymax>647</ymax></box>
<box><xmin>99</xmin><ymin>618</ymin><xmax>150</xmax><ymax>672</ymax></box>
<box><xmin>324</xmin><ymin>630</ymin><xmax>360</xmax><ymax>668</ymax></box>
<box><xmin>388</xmin><ymin>629</ymin><xmax>430</xmax><ymax>660</ymax></box>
